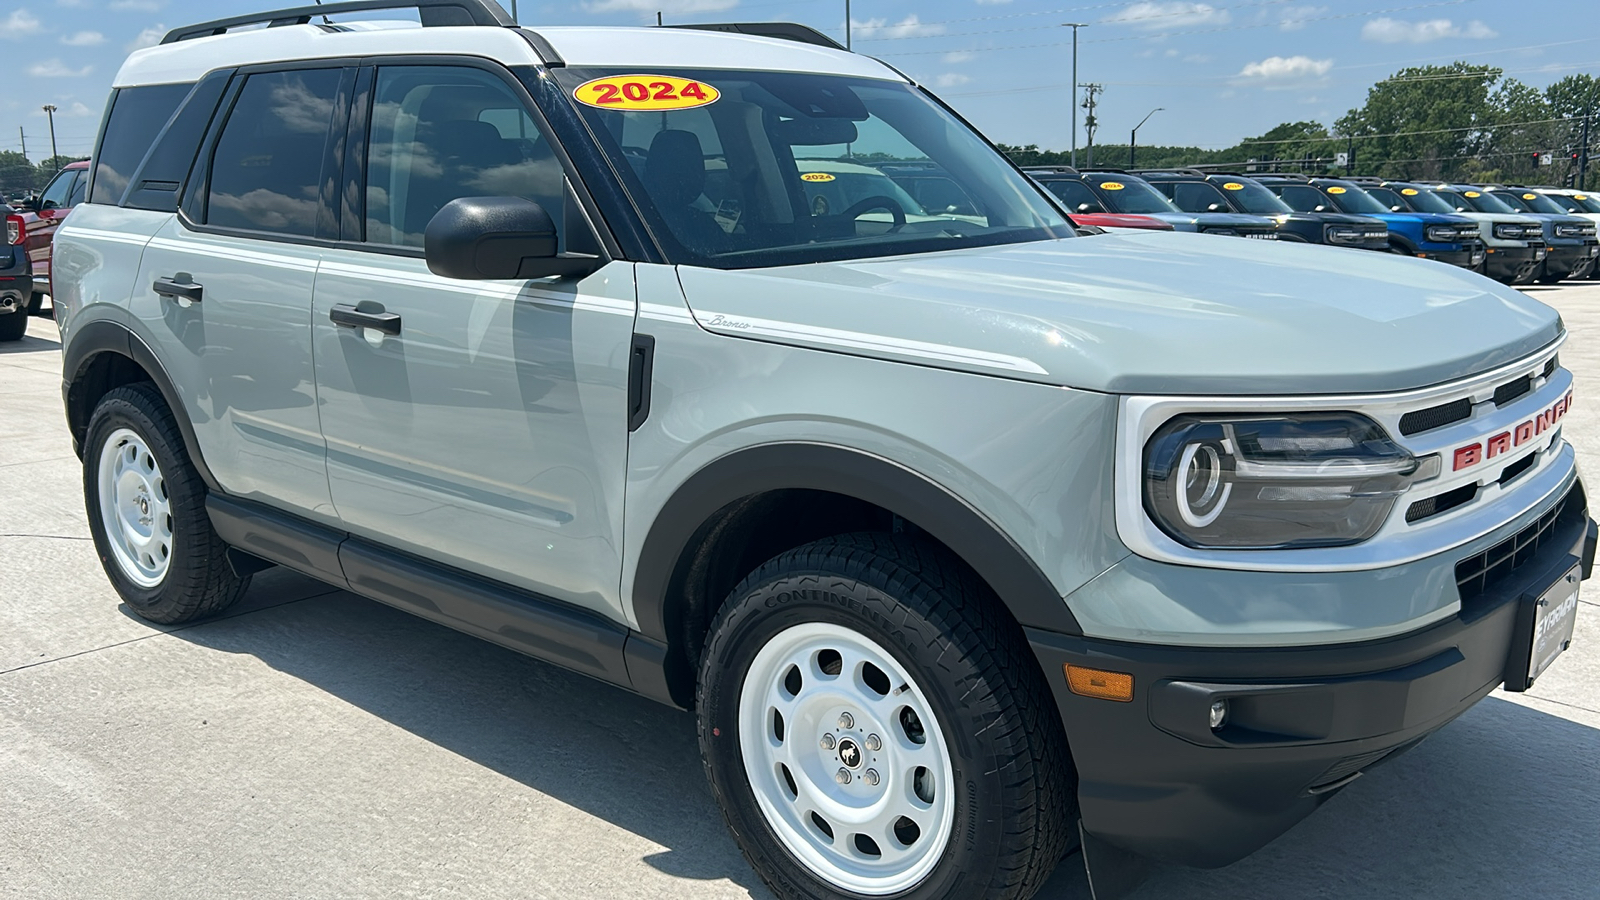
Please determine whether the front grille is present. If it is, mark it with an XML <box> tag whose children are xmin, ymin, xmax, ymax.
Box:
<box><xmin>1498</xmin><ymin>452</ymin><xmax>1536</xmax><ymax>486</ymax></box>
<box><xmin>1407</xmin><ymin>484</ymin><xmax>1477</xmax><ymax>523</ymax></box>
<box><xmin>1454</xmin><ymin>487</ymin><xmax>1575</xmax><ymax>601</ymax></box>
<box><xmin>1493</xmin><ymin>376</ymin><xmax>1532</xmax><ymax>407</ymax></box>
<box><xmin>1543</xmin><ymin>355</ymin><xmax>1559</xmax><ymax>378</ymax></box>
<box><xmin>1399</xmin><ymin>397</ymin><xmax>1471</xmax><ymax>436</ymax></box>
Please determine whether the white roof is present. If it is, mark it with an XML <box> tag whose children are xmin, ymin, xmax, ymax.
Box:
<box><xmin>114</xmin><ymin>22</ymin><xmax>901</xmax><ymax>88</ymax></box>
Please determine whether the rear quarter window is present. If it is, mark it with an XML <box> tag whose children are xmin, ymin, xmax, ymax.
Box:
<box><xmin>90</xmin><ymin>83</ymin><xmax>193</xmax><ymax>205</ymax></box>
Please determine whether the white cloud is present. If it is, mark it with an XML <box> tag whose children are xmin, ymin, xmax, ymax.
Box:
<box><xmin>109</xmin><ymin>0</ymin><xmax>165</xmax><ymax>9</ymax></box>
<box><xmin>933</xmin><ymin>73</ymin><xmax>971</xmax><ymax>87</ymax></box>
<box><xmin>1278</xmin><ymin>5</ymin><xmax>1327</xmax><ymax>31</ymax></box>
<box><xmin>126</xmin><ymin>25</ymin><xmax>165</xmax><ymax>51</ymax></box>
<box><xmin>853</xmin><ymin>15</ymin><xmax>945</xmax><ymax>40</ymax></box>
<box><xmin>1104</xmin><ymin>2</ymin><xmax>1229</xmax><ymax>30</ymax></box>
<box><xmin>941</xmin><ymin>51</ymin><xmax>974</xmax><ymax>64</ymax></box>
<box><xmin>6</xmin><ymin>10</ymin><xmax>43</xmax><ymax>33</ymax></box>
<box><xmin>583</xmin><ymin>0</ymin><xmax>737</xmax><ymax>12</ymax></box>
<box><xmin>61</xmin><ymin>30</ymin><xmax>104</xmax><ymax>46</ymax></box>
<box><xmin>28</xmin><ymin>59</ymin><xmax>94</xmax><ymax>78</ymax></box>
<box><xmin>1235</xmin><ymin>54</ymin><xmax>1332</xmax><ymax>84</ymax></box>
<box><xmin>63</xmin><ymin>101</ymin><xmax>94</xmax><ymax>116</ymax></box>
<box><xmin>1361</xmin><ymin>18</ymin><xmax>1498</xmax><ymax>43</ymax></box>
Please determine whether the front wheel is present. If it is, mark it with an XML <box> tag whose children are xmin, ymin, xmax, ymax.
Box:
<box><xmin>698</xmin><ymin>534</ymin><xmax>1074</xmax><ymax>900</ymax></box>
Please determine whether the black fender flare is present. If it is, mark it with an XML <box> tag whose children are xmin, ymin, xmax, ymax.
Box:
<box><xmin>1388</xmin><ymin>232</ymin><xmax>1419</xmax><ymax>255</ymax></box>
<box><xmin>631</xmin><ymin>442</ymin><xmax>1084</xmax><ymax>648</ymax></box>
<box><xmin>62</xmin><ymin>317</ymin><xmax>220</xmax><ymax>491</ymax></box>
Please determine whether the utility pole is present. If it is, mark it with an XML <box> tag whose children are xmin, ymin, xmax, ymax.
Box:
<box><xmin>41</xmin><ymin>105</ymin><xmax>57</xmax><ymax>163</ymax></box>
<box><xmin>1346</xmin><ymin>134</ymin><xmax>1356</xmax><ymax>176</ymax></box>
<box><xmin>1080</xmin><ymin>83</ymin><xmax>1103</xmax><ymax>168</ymax></box>
<box><xmin>1130</xmin><ymin>107</ymin><xmax>1162</xmax><ymax>168</ymax></box>
<box><xmin>18</xmin><ymin>127</ymin><xmax>25</xmax><ymax>161</ymax></box>
<box><xmin>846</xmin><ymin>0</ymin><xmax>851</xmax><ymax>50</ymax></box>
<box><xmin>1063</xmin><ymin>24</ymin><xmax>1087</xmax><ymax>167</ymax></box>
<box><xmin>1581</xmin><ymin>79</ymin><xmax>1599</xmax><ymax>191</ymax></box>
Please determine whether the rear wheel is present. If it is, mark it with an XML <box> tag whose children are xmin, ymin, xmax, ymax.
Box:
<box><xmin>698</xmin><ymin>533</ymin><xmax>1074</xmax><ymax>900</ymax></box>
<box><xmin>0</xmin><ymin>310</ymin><xmax>24</xmax><ymax>341</ymax></box>
<box><xmin>83</xmin><ymin>383</ymin><xmax>249</xmax><ymax>623</ymax></box>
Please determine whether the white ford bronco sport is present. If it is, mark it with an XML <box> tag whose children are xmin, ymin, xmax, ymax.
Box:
<box><xmin>55</xmin><ymin>2</ymin><xmax>1592</xmax><ymax>898</ymax></box>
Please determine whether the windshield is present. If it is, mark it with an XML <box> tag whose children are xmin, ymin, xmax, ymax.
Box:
<box><xmin>1571</xmin><ymin>193</ymin><xmax>1600</xmax><ymax>214</ymax></box>
<box><xmin>1380</xmin><ymin>185</ymin><xmax>1458</xmax><ymax>215</ymax></box>
<box><xmin>1215</xmin><ymin>179</ymin><xmax>1291</xmax><ymax>214</ymax></box>
<box><xmin>1085</xmin><ymin>176</ymin><xmax>1178</xmax><ymax>214</ymax></box>
<box><xmin>1319</xmin><ymin>183</ymin><xmax>1389</xmax><ymax>214</ymax></box>
<box><xmin>1511</xmin><ymin>192</ymin><xmax>1568</xmax><ymax>216</ymax></box>
<box><xmin>1455</xmin><ymin>189</ymin><xmax>1520</xmax><ymax>214</ymax></box>
<box><xmin>557</xmin><ymin>68</ymin><xmax>1071</xmax><ymax>268</ymax></box>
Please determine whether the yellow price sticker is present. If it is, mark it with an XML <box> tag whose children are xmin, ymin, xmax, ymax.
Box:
<box><xmin>573</xmin><ymin>74</ymin><xmax>720</xmax><ymax>111</ymax></box>
<box><xmin>1100</xmin><ymin>181</ymin><xmax>1125</xmax><ymax>190</ymax></box>
<box><xmin>1577</xmin><ymin>194</ymin><xmax>1590</xmax><ymax>201</ymax></box>
<box><xmin>1326</xmin><ymin>186</ymin><xmax>1346</xmax><ymax>194</ymax></box>
<box><xmin>800</xmin><ymin>173</ymin><xmax>836</xmax><ymax>182</ymax></box>
<box><xmin>1222</xmin><ymin>182</ymin><xmax>1244</xmax><ymax>190</ymax></box>
<box><xmin>1465</xmin><ymin>191</ymin><xmax>1481</xmax><ymax>198</ymax></box>
<box><xmin>1401</xmin><ymin>188</ymin><xmax>1419</xmax><ymax>196</ymax></box>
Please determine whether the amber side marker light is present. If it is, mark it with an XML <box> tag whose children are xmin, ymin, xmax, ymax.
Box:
<box><xmin>1064</xmin><ymin>665</ymin><xmax>1134</xmax><ymax>702</ymax></box>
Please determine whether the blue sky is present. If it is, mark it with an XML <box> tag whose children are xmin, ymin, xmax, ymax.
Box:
<box><xmin>9</xmin><ymin>0</ymin><xmax>1598</xmax><ymax>160</ymax></box>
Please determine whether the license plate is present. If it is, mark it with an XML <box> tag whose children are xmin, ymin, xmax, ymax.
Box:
<box><xmin>1506</xmin><ymin>565</ymin><xmax>1580</xmax><ymax>691</ymax></box>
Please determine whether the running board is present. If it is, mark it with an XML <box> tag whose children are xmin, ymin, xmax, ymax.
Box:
<box><xmin>1080</xmin><ymin>821</ymin><xmax>1153</xmax><ymax>900</ymax></box>
<box><xmin>205</xmin><ymin>494</ymin><xmax>640</xmax><ymax>692</ymax></box>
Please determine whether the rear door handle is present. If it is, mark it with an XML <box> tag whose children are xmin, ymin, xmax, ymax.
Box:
<box><xmin>330</xmin><ymin>303</ymin><xmax>402</xmax><ymax>335</ymax></box>
<box><xmin>153</xmin><ymin>275</ymin><xmax>203</xmax><ymax>303</ymax></box>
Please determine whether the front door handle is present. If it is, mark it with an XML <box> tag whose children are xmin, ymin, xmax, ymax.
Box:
<box><xmin>153</xmin><ymin>275</ymin><xmax>203</xmax><ymax>303</ymax></box>
<box><xmin>330</xmin><ymin>303</ymin><xmax>402</xmax><ymax>335</ymax></box>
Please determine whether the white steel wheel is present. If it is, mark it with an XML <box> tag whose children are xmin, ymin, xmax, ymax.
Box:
<box><xmin>738</xmin><ymin>621</ymin><xmax>957</xmax><ymax>896</ymax></box>
<box><xmin>96</xmin><ymin>427</ymin><xmax>173</xmax><ymax>588</ymax></box>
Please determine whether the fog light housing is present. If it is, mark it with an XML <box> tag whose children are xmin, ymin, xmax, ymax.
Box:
<box><xmin>1209</xmin><ymin>699</ymin><xmax>1228</xmax><ymax>730</ymax></box>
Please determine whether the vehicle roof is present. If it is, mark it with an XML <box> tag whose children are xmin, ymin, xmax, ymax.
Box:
<box><xmin>115</xmin><ymin>22</ymin><xmax>902</xmax><ymax>88</ymax></box>
<box><xmin>63</xmin><ymin>160</ymin><xmax>90</xmax><ymax>170</ymax></box>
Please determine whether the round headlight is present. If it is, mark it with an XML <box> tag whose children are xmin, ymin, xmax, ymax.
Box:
<box><xmin>1177</xmin><ymin>442</ymin><xmax>1230</xmax><ymax>527</ymax></box>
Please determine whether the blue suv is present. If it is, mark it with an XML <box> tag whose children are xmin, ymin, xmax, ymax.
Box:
<box><xmin>1256</xmin><ymin>175</ymin><xmax>1483</xmax><ymax>271</ymax></box>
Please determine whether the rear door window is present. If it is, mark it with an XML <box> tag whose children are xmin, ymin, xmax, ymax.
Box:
<box><xmin>1171</xmin><ymin>182</ymin><xmax>1230</xmax><ymax>213</ymax></box>
<box><xmin>203</xmin><ymin>68</ymin><xmax>343</xmax><ymax>237</ymax></box>
<box><xmin>1044</xmin><ymin>180</ymin><xmax>1101</xmax><ymax>212</ymax></box>
<box><xmin>1274</xmin><ymin>185</ymin><xmax>1326</xmax><ymax>213</ymax></box>
<box><xmin>39</xmin><ymin>168</ymin><xmax>78</xmax><ymax>210</ymax></box>
<box><xmin>90</xmin><ymin>83</ymin><xmax>192</xmax><ymax>204</ymax></box>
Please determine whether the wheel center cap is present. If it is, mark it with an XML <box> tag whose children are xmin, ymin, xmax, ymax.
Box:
<box><xmin>838</xmin><ymin>738</ymin><xmax>862</xmax><ymax>769</ymax></box>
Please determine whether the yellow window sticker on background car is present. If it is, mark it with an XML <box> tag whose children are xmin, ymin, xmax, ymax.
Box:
<box><xmin>573</xmin><ymin>75</ymin><xmax>720</xmax><ymax>110</ymax></box>
<box><xmin>1465</xmin><ymin>191</ymin><xmax>1481</xmax><ymax>198</ymax></box>
<box><xmin>1523</xmin><ymin>193</ymin><xmax>1538</xmax><ymax>200</ymax></box>
<box><xmin>1401</xmin><ymin>188</ymin><xmax>1419</xmax><ymax>195</ymax></box>
<box><xmin>1578</xmin><ymin>195</ymin><xmax>1591</xmax><ymax>201</ymax></box>
<box><xmin>800</xmin><ymin>173</ymin><xmax>836</xmax><ymax>183</ymax></box>
<box><xmin>1222</xmin><ymin>182</ymin><xmax>1244</xmax><ymax>190</ymax></box>
<box><xmin>1100</xmin><ymin>182</ymin><xmax>1125</xmax><ymax>190</ymax></box>
<box><xmin>1326</xmin><ymin>186</ymin><xmax>1346</xmax><ymax>194</ymax></box>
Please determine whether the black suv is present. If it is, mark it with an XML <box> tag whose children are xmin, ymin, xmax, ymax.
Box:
<box><xmin>1136</xmin><ymin>169</ymin><xmax>1388</xmax><ymax>250</ymax></box>
<box><xmin>1026</xmin><ymin>167</ymin><xmax>1280</xmax><ymax>239</ymax></box>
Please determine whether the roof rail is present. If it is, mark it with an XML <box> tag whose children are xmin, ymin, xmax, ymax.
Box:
<box><xmin>1250</xmin><ymin>172</ymin><xmax>1311</xmax><ymax>181</ymax></box>
<box><xmin>1341</xmin><ymin>176</ymin><xmax>1384</xmax><ymax>184</ymax></box>
<box><xmin>161</xmin><ymin>0</ymin><xmax>512</xmax><ymax>44</ymax></box>
<box><xmin>1021</xmin><ymin>165</ymin><xmax>1080</xmax><ymax>175</ymax></box>
<box><xmin>1131</xmin><ymin>168</ymin><xmax>1208</xmax><ymax>177</ymax></box>
<box><xmin>667</xmin><ymin>22</ymin><xmax>845</xmax><ymax>50</ymax></box>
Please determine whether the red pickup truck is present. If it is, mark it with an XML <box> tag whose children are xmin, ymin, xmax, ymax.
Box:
<box><xmin>17</xmin><ymin>159</ymin><xmax>90</xmax><ymax>300</ymax></box>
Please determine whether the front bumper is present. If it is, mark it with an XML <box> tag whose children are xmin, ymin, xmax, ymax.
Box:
<box><xmin>1484</xmin><ymin>242</ymin><xmax>1547</xmax><ymax>282</ymax></box>
<box><xmin>1546</xmin><ymin>241</ymin><xmax>1599</xmax><ymax>279</ymax></box>
<box><xmin>1029</xmin><ymin>480</ymin><xmax>1594</xmax><ymax>869</ymax></box>
<box><xmin>1421</xmin><ymin>241</ymin><xmax>1485</xmax><ymax>268</ymax></box>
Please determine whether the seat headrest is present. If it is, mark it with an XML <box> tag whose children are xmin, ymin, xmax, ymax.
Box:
<box><xmin>643</xmin><ymin>130</ymin><xmax>707</xmax><ymax>208</ymax></box>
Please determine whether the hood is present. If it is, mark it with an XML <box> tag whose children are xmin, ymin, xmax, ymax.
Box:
<box><xmin>1514</xmin><ymin>213</ymin><xmax>1592</xmax><ymax>243</ymax></box>
<box><xmin>1146</xmin><ymin>212</ymin><xmax>1277</xmax><ymax>232</ymax></box>
<box><xmin>1281</xmin><ymin>211</ymin><xmax>1385</xmax><ymax>226</ymax></box>
<box><xmin>676</xmin><ymin>233</ymin><xmax>1562</xmax><ymax>395</ymax></box>
<box><xmin>1444</xmin><ymin>210</ymin><xmax>1541</xmax><ymax>226</ymax></box>
<box><xmin>1369</xmin><ymin>211</ymin><xmax>1473</xmax><ymax>227</ymax></box>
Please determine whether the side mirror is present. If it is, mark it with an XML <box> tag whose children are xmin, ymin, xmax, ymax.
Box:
<box><xmin>1207</xmin><ymin>203</ymin><xmax>1225</xmax><ymax>213</ymax></box>
<box><xmin>17</xmin><ymin>196</ymin><xmax>38</xmax><ymax>212</ymax></box>
<box><xmin>1076</xmin><ymin>202</ymin><xmax>1103</xmax><ymax>214</ymax></box>
<box><xmin>424</xmin><ymin>196</ymin><xmax>601</xmax><ymax>281</ymax></box>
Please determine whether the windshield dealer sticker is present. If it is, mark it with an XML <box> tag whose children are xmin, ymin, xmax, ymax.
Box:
<box><xmin>1222</xmin><ymin>182</ymin><xmax>1244</xmax><ymax>190</ymax></box>
<box><xmin>1401</xmin><ymin>188</ymin><xmax>1419</xmax><ymax>195</ymax></box>
<box><xmin>573</xmin><ymin>75</ymin><xmax>720</xmax><ymax>111</ymax></box>
<box><xmin>1523</xmin><ymin>193</ymin><xmax>1538</xmax><ymax>200</ymax></box>
<box><xmin>1326</xmin><ymin>186</ymin><xmax>1346</xmax><ymax>194</ymax></box>
<box><xmin>1578</xmin><ymin>195</ymin><xmax>1590</xmax><ymax>200</ymax></box>
<box><xmin>1100</xmin><ymin>181</ymin><xmax>1125</xmax><ymax>190</ymax></box>
<box><xmin>801</xmin><ymin>173</ymin><xmax>836</xmax><ymax>182</ymax></box>
<box><xmin>1465</xmin><ymin>190</ymin><xmax>1481</xmax><ymax>198</ymax></box>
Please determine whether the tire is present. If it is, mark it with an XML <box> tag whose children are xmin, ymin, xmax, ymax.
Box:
<box><xmin>0</xmin><ymin>310</ymin><xmax>24</xmax><ymax>341</ymax></box>
<box><xmin>697</xmin><ymin>533</ymin><xmax>1074</xmax><ymax>900</ymax></box>
<box><xmin>83</xmin><ymin>383</ymin><xmax>249</xmax><ymax>624</ymax></box>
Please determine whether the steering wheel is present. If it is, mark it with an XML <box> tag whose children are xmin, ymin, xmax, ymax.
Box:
<box><xmin>838</xmin><ymin>195</ymin><xmax>908</xmax><ymax>232</ymax></box>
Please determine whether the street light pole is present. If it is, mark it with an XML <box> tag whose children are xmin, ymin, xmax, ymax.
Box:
<box><xmin>1130</xmin><ymin>106</ymin><xmax>1163</xmax><ymax>168</ymax></box>
<box><xmin>1063</xmin><ymin>23</ymin><xmax>1086</xmax><ymax>167</ymax></box>
<box><xmin>41</xmin><ymin>105</ymin><xmax>57</xmax><ymax>163</ymax></box>
<box><xmin>846</xmin><ymin>0</ymin><xmax>852</xmax><ymax>50</ymax></box>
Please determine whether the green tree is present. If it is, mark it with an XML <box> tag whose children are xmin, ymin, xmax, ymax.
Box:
<box><xmin>1545</xmin><ymin>74</ymin><xmax>1600</xmax><ymax>190</ymax></box>
<box><xmin>34</xmin><ymin>155</ymin><xmax>88</xmax><ymax>186</ymax></box>
<box><xmin>1336</xmin><ymin>62</ymin><xmax>1500</xmax><ymax>181</ymax></box>
<box><xmin>0</xmin><ymin>151</ymin><xmax>35</xmax><ymax>197</ymax></box>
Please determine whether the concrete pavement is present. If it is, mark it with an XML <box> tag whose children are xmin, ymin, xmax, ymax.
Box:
<box><xmin>4</xmin><ymin>283</ymin><xmax>1600</xmax><ymax>899</ymax></box>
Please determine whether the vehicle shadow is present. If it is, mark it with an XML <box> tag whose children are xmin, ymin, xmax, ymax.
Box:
<box><xmin>164</xmin><ymin>573</ymin><xmax>1599</xmax><ymax>900</ymax></box>
<box><xmin>160</xmin><ymin>571</ymin><xmax>774</xmax><ymax>897</ymax></box>
<box><xmin>0</xmin><ymin>330</ymin><xmax>61</xmax><ymax>352</ymax></box>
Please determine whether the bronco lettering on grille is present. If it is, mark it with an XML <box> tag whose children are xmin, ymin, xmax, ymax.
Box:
<box><xmin>1452</xmin><ymin>390</ymin><xmax>1572</xmax><ymax>471</ymax></box>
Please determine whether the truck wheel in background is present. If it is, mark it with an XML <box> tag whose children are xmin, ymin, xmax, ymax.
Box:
<box><xmin>83</xmin><ymin>383</ymin><xmax>249</xmax><ymax>624</ymax></box>
<box><xmin>697</xmin><ymin>533</ymin><xmax>1075</xmax><ymax>900</ymax></box>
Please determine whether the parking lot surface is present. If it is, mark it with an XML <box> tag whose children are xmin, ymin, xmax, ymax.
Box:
<box><xmin>4</xmin><ymin>282</ymin><xmax>1599</xmax><ymax>900</ymax></box>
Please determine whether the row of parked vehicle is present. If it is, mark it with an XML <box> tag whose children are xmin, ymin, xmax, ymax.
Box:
<box><xmin>0</xmin><ymin>159</ymin><xmax>87</xmax><ymax>340</ymax></box>
<box><xmin>1023</xmin><ymin>166</ymin><xmax>1600</xmax><ymax>285</ymax></box>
